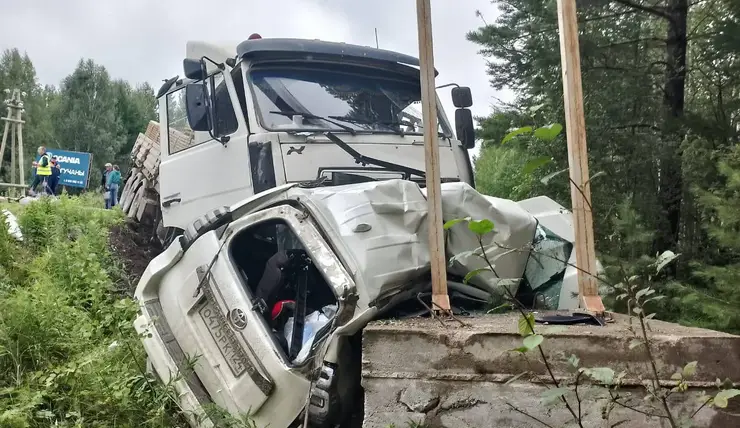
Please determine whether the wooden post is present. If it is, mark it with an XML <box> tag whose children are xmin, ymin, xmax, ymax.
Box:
<box><xmin>10</xmin><ymin>115</ymin><xmax>16</xmax><ymax>197</ymax></box>
<box><xmin>0</xmin><ymin>90</ymin><xmax>27</xmax><ymax>197</ymax></box>
<box><xmin>17</xmin><ymin>105</ymin><xmax>24</xmax><ymax>189</ymax></box>
<box><xmin>0</xmin><ymin>113</ymin><xmax>9</xmax><ymax>176</ymax></box>
<box><xmin>416</xmin><ymin>0</ymin><xmax>450</xmax><ymax>313</ymax></box>
<box><xmin>556</xmin><ymin>0</ymin><xmax>605</xmax><ymax>314</ymax></box>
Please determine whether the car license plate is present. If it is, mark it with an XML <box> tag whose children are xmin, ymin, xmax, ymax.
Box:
<box><xmin>199</xmin><ymin>300</ymin><xmax>248</xmax><ymax>377</ymax></box>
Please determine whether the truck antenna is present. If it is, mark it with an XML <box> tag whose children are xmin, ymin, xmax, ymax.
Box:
<box><xmin>375</xmin><ymin>28</ymin><xmax>379</xmax><ymax>48</ymax></box>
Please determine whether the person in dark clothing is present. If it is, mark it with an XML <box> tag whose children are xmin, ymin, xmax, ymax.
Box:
<box><xmin>48</xmin><ymin>157</ymin><xmax>61</xmax><ymax>195</ymax></box>
<box><xmin>101</xmin><ymin>165</ymin><xmax>110</xmax><ymax>208</ymax></box>
<box><xmin>100</xmin><ymin>167</ymin><xmax>107</xmax><ymax>189</ymax></box>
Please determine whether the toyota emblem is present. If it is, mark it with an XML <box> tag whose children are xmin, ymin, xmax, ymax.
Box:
<box><xmin>229</xmin><ymin>308</ymin><xmax>248</xmax><ymax>330</ymax></box>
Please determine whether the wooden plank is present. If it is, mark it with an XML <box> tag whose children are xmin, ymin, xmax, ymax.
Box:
<box><xmin>136</xmin><ymin>148</ymin><xmax>150</xmax><ymax>163</ymax></box>
<box><xmin>127</xmin><ymin>185</ymin><xmax>144</xmax><ymax>219</ymax></box>
<box><xmin>0</xmin><ymin>117</ymin><xmax>25</xmax><ymax>124</ymax></box>
<box><xmin>416</xmin><ymin>0</ymin><xmax>450</xmax><ymax>313</ymax></box>
<box><xmin>134</xmin><ymin>178</ymin><xmax>150</xmax><ymax>221</ymax></box>
<box><xmin>0</xmin><ymin>182</ymin><xmax>28</xmax><ymax>188</ymax></box>
<box><xmin>119</xmin><ymin>169</ymin><xmax>137</xmax><ymax>204</ymax></box>
<box><xmin>131</xmin><ymin>134</ymin><xmax>143</xmax><ymax>152</ymax></box>
<box><xmin>145</xmin><ymin>121</ymin><xmax>160</xmax><ymax>142</ymax></box>
<box><xmin>136</xmin><ymin>192</ymin><xmax>158</xmax><ymax>225</ymax></box>
<box><xmin>122</xmin><ymin>173</ymin><xmax>144</xmax><ymax>213</ymax></box>
<box><xmin>144</xmin><ymin>152</ymin><xmax>159</xmax><ymax>168</ymax></box>
<box><xmin>556</xmin><ymin>0</ymin><xmax>604</xmax><ymax>314</ymax></box>
<box><xmin>10</xmin><ymin>119</ymin><xmax>17</xmax><ymax>196</ymax></box>
<box><xmin>134</xmin><ymin>135</ymin><xmax>156</xmax><ymax>168</ymax></box>
<box><xmin>17</xmin><ymin>108</ymin><xmax>24</xmax><ymax>187</ymax></box>
<box><xmin>0</xmin><ymin>117</ymin><xmax>10</xmax><ymax>177</ymax></box>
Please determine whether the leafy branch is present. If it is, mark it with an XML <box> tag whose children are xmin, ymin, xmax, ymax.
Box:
<box><xmin>444</xmin><ymin>218</ymin><xmax>740</xmax><ymax>427</ymax></box>
<box><xmin>444</xmin><ymin>217</ymin><xmax>586</xmax><ymax>426</ymax></box>
<box><xmin>500</xmin><ymin>123</ymin><xmax>604</xmax><ymax>212</ymax></box>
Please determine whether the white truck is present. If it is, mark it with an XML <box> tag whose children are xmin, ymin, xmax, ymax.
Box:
<box><xmin>140</xmin><ymin>36</ymin><xmax>476</xmax><ymax>246</ymax></box>
<box><xmin>132</xmin><ymin>36</ymin><xmax>586</xmax><ymax>428</ymax></box>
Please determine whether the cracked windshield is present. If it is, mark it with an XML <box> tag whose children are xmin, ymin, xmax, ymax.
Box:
<box><xmin>250</xmin><ymin>67</ymin><xmax>451</xmax><ymax>135</ymax></box>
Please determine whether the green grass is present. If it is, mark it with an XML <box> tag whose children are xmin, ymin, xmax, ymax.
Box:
<box><xmin>0</xmin><ymin>194</ymin><xmax>187</xmax><ymax>427</ymax></box>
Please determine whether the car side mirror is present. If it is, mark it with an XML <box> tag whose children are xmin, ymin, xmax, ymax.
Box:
<box><xmin>185</xmin><ymin>83</ymin><xmax>210</xmax><ymax>131</ymax></box>
<box><xmin>451</xmin><ymin>86</ymin><xmax>473</xmax><ymax>108</ymax></box>
<box><xmin>455</xmin><ymin>108</ymin><xmax>475</xmax><ymax>149</ymax></box>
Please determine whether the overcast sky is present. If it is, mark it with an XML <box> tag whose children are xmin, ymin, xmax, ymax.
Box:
<box><xmin>1</xmin><ymin>0</ymin><xmax>512</xmax><ymax>159</ymax></box>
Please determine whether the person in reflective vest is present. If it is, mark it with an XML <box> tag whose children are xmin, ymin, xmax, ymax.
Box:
<box><xmin>28</xmin><ymin>146</ymin><xmax>52</xmax><ymax>195</ymax></box>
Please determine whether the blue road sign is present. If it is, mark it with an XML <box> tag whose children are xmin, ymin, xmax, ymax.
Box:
<box><xmin>45</xmin><ymin>149</ymin><xmax>92</xmax><ymax>188</ymax></box>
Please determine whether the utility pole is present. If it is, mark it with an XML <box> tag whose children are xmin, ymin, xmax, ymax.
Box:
<box><xmin>416</xmin><ymin>0</ymin><xmax>450</xmax><ymax>313</ymax></box>
<box><xmin>375</xmin><ymin>28</ymin><xmax>379</xmax><ymax>49</ymax></box>
<box><xmin>0</xmin><ymin>89</ymin><xmax>28</xmax><ymax>198</ymax></box>
<box><xmin>556</xmin><ymin>0</ymin><xmax>605</xmax><ymax>314</ymax></box>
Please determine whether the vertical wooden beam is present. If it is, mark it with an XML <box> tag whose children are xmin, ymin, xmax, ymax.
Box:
<box><xmin>17</xmin><ymin>105</ymin><xmax>25</xmax><ymax>188</ymax></box>
<box><xmin>0</xmin><ymin>117</ymin><xmax>9</xmax><ymax>177</ymax></box>
<box><xmin>556</xmin><ymin>0</ymin><xmax>605</xmax><ymax>313</ymax></box>
<box><xmin>416</xmin><ymin>0</ymin><xmax>450</xmax><ymax>312</ymax></box>
<box><xmin>10</xmin><ymin>118</ymin><xmax>16</xmax><ymax>197</ymax></box>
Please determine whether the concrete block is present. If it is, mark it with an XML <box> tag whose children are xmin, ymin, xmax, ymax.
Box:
<box><xmin>362</xmin><ymin>313</ymin><xmax>740</xmax><ymax>428</ymax></box>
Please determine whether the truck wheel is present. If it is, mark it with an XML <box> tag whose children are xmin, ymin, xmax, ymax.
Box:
<box><xmin>162</xmin><ymin>226</ymin><xmax>183</xmax><ymax>248</ymax></box>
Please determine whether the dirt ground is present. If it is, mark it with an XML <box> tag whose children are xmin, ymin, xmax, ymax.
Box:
<box><xmin>108</xmin><ymin>218</ymin><xmax>162</xmax><ymax>294</ymax></box>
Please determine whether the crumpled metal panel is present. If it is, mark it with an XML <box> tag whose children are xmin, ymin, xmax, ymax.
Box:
<box><xmin>294</xmin><ymin>180</ymin><xmax>431</xmax><ymax>306</ymax></box>
<box><xmin>280</xmin><ymin>180</ymin><xmax>578</xmax><ymax>309</ymax></box>
<box><xmin>440</xmin><ymin>183</ymin><xmax>537</xmax><ymax>295</ymax></box>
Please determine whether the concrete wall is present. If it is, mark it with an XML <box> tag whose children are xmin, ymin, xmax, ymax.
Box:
<box><xmin>361</xmin><ymin>314</ymin><xmax>740</xmax><ymax>428</ymax></box>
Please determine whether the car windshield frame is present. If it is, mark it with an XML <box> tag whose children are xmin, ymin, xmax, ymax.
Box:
<box><xmin>246</xmin><ymin>63</ymin><xmax>453</xmax><ymax>136</ymax></box>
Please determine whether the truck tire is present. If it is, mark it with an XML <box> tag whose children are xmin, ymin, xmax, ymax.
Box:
<box><xmin>162</xmin><ymin>226</ymin><xmax>183</xmax><ymax>248</ymax></box>
<box><xmin>156</xmin><ymin>216</ymin><xmax>183</xmax><ymax>248</ymax></box>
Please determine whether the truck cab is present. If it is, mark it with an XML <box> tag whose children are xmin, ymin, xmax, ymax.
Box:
<box><xmin>156</xmin><ymin>37</ymin><xmax>476</xmax><ymax>234</ymax></box>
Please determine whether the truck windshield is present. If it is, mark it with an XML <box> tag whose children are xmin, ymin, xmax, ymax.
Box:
<box><xmin>249</xmin><ymin>66</ymin><xmax>452</xmax><ymax>136</ymax></box>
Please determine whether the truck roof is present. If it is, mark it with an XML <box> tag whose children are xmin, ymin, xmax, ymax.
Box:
<box><xmin>235</xmin><ymin>38</ymin><xmax>439</xmax><ymax>76</ymax></box>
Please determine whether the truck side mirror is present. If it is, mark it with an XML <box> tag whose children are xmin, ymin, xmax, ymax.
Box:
<box><xmin>185</xmin><ymin>84</ymin><xmax>210</xmax><ymax>132</ymax></box>
<box><xmin>451</xmin><ymin>87</ymin><xmax>473</xmax><ymax>108</ymax></box>
<box><xmin>455</xmin><ymin>108</ymin><xmax>475</xmax><ymax>149</ymax></box>
<box><xmin>183</xmin><ymin>58</ymin><xmax>205</xmax><ymax>80</ymax></box>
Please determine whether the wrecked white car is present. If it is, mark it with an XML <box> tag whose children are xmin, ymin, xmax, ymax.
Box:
<box><xmin>133</xmin><ymin>179</ymin><xmax>582</xmax><ymax>427</ymax></box>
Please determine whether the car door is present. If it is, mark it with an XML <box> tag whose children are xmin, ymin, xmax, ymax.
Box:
<box><xmin>158</xmin><ymin>71</ymin><xmax>254</xmax><ymax>231</ymax></box>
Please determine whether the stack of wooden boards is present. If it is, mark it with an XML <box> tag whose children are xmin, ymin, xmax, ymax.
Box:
<box><xmin>119</xmin><ymin>120</ymin><xmax>161</xmax><ymax>225</ymax></box>
<box><xmin>119</xmin><ymin>121</ymin><xmax>195</xmax><ymax>226</ymax></box>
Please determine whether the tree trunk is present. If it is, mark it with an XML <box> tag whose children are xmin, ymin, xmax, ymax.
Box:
<box><xmin>655</xmin><ymin>0</ymin><xmax>688</xmax><ymax>253</ymax></box>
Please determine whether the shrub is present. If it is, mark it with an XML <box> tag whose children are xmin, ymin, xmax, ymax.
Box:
<box><xmin>0</xmin><ymin>197</ymin><xmax>183</xmax><ymax>427</ymax></box>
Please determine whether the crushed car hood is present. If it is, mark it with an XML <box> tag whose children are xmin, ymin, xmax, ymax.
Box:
<box><xmin>275</xmin><ymin>179</ymin><xmax>569</xmax><ymax>309</ymax></box>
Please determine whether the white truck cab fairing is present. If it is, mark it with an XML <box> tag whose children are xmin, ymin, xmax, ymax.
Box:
<box><xmin>157</xmin><ymin>37</ymin><xmax>476</xmax><ymax>233</ymax></box>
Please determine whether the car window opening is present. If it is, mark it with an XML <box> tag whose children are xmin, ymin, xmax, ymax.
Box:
<box><xmin>229</xmin><ymin>219</ymin><xmax>337</xmax><ymax>365</ymax></box>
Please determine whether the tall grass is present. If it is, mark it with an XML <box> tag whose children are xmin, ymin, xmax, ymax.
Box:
<box><xmin>0</xmin><ymin>195</ymin><xmax>185</xmax><ymax>427</ymax></box>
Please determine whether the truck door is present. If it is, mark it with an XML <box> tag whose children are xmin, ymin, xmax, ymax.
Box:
<box><xmin>159</xmin><ymin>70</ymin><xmax>253</xmax><ymax>230</ymax></box>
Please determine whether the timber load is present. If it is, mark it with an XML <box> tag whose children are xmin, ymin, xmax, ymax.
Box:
<box><xmin>119</xmin><ymin>120</ymin><xmax>161</xmax><ymax>227</ymax></box>
<box><xmin>119</xmin><ymin>121</ymin><xmax>193</xmax><ymax>239</ymax></box>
